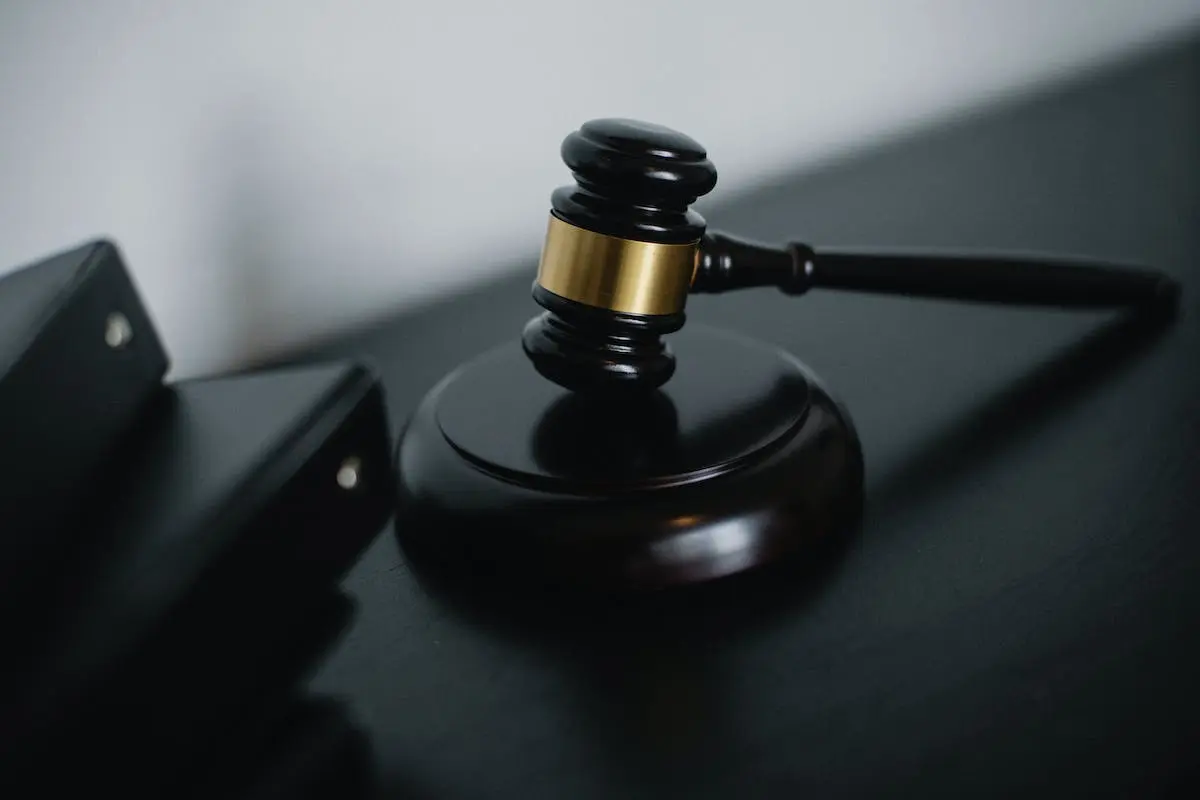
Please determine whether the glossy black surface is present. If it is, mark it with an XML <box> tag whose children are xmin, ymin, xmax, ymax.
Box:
<box><xmin>398</xmin><ymin>325</ymin><xmax>861</xmax><ymax>587</ymax></box>
<box><xmin>530</xmin><ymin>118</ymin><xmax>720</xmax><ymax>392</ymax></box>
<box><xmin>552</xmin><ymin>118</ymin><xmax>718</xmax><ymax>244</ymax></box>
<box><xmin>694</xmin><ymin>229</ymin><xmax>1181</xmax><ymax>309</ymax></box>
<box><xmin>292</xmin><ymin>38</ymin><xmax>1200</xmax><ymax>798</ymax></box>
<box><xmin>693</xmin><ymin>230</ymin><xmax>806</xmax><ymax>294</ymax></box>
<box><xmin>446</xmin><ymin>326</ymin><xmax>810</xmax><ymax>489</ymax></box>
<box><xmin>522</xmin><ymin>285</ymin><xmax>685</xmax><ymax>392</ymax></box>
<box><xmin>811</xmin><ymin>247</ymin><xmax>1180</xmax><ymax>307</ymax></box>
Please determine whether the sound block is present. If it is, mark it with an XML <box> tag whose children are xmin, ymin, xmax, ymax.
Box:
<box><xmin>395</xmin><ymin>325</ymin><xmax>864</xmax><ymax>588</ymax></box>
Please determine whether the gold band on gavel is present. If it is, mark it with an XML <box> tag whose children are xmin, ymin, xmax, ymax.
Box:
<box><xmin>535</xmin><ymin>214</ymin><xmax>699</xmax><ymax>316</ymax></box>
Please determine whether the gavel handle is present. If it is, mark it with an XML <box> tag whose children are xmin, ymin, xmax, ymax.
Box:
<box><xmin>693</xmin><ymin>231</ymin><xmax>1181</xmax><ymax>311</ymax></box>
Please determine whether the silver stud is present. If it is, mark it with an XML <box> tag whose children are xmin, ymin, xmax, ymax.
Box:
<box><xmin>105</xmin><ymin>312</ymin><xmax>133</xmax><ymax>349</ymax></box>
<box><xmin>337</xmin><ymin>457</ymin><xmax>362</xmax><ymax>490</ymax></box>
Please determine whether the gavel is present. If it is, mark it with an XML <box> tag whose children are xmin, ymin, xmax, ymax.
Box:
<box><xmin>394</xmin><ymin>117</ymin><xmax>1180</xmax><ymax>590</ymax></box>
<box><xmin>522</xmin><ymin>118</ymin><xmax>1178</xmax><ymax>393</ymax></box>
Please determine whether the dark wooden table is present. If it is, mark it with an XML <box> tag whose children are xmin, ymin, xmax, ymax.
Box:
<box><xmin>295</xmin><ymin>38</ymin><xmax>1200</xmax><ymax>798</ymax></box>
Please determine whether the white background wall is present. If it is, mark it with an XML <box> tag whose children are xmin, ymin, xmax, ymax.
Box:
<box><xmin>2</xmin><ymin>1</ymin><xmax>1198</xmax><ymax>378</ymax></box>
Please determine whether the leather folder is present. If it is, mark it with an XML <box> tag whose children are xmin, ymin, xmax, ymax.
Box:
<box><xmin>0</xmin><ymin>362</ymin><xmax>393</xmax><ymax>794</ymax></box>
<box><xmin>0</xmin><ymin>240</ymin><xmax>168</xmax><ymax>596</ymax></box>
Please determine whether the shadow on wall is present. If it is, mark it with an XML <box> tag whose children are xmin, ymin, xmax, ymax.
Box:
<box><xmin>129</xmin><ymin>9</ymin><xmax>1200</xmax><ymax>374</ymax></box>
<box><xmin>209</xmin><ymin>109</ymin><xmax>278</xmax><ymax>366</ymax></box>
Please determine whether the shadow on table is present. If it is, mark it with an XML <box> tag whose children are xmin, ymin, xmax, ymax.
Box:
<box><xmin>868</xmin><ymin>306</ymin><xmax>1178</xmax><ymax>519</ymax></box>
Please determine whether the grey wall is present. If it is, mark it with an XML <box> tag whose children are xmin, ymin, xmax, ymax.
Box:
<box><xmin>2</xmin><ymin>1</ymin><xmax>1198</xmax><ymax>377</ymax></box>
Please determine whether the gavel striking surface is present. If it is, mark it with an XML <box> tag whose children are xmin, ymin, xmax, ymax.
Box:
<box><xmin>397</xmin><ymin>325</ymin><xmax>862</xmax><ymax>587</ymax></box>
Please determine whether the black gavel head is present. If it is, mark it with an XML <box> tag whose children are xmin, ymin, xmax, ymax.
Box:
<box><xmin>521</xmin><ymin>119</ymin><xmax>718</xmax><ymax>392</ymax></box>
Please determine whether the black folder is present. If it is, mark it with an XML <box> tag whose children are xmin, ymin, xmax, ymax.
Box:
<box><xmin>0</xmin><ymin>240</ymin><xmax>168</xmax><ymax>596</ymax></box>
<box><xmin>0</xmin><ymin>361</ymin><xmax>394</xmax><ymax>794</ymax></box>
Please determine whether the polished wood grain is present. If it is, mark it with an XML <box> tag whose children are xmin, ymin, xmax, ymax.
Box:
<box><xmin>396</xmin><ymin>325</ymin><xmax>863</xmax><ymax>588</ymax></box>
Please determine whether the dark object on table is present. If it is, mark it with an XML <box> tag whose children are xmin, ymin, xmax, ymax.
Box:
<box><xmin>211</xmin><ymin>695</ymin><xmax>376</xmax><ymax>800</ymax></box>
<box><xmin>0</xmin><ymin>240</ymin><xmax>167</xmax><ymax>601</ymax></box>
<box><xmin>525</xmin><ymin>118</ymin><xmax>1176</xmax><ymax>395</ymax></box>
<box><xmin>693</xmin><ymin>230</ymin><xmax>1180</xmax><ymax>307</ymax></box>
<box><xmin>394</xmin><ymin>113</ymin><xmax>1176</xmax><ymax>590</ymax></box>
<box><xmin>178</xmin><ymin>592</ymin><xmax>363</xmax><ymax>794</ymax></box>
<box><xmin>399</xmin><ymin>325</ymin><xmax>863</xmax><ymax>588</ymax></box>
<box><xmin>0</xmin><ymin>361</ymin><xmax>393</xmax><ymax>796</ymax></box>
<box><xmin>296</xmin><ymin>35</ymin><xmax>1200</xmax><ymax>799</ymax></box>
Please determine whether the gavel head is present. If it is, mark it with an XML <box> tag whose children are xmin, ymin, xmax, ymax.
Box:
<box><xmin>522</xmin><ymin>118</ymin><xmax>719</xmax><ymax>392</ymax></box>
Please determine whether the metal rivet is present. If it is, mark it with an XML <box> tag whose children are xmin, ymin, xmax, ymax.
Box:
<box><xmin>337</xmin><ymin>457</ymin><xmax>362</xmax><ymax>490</ymax></box>
<box><xmin>105</xmin><ymin>312</ymin><xmax>133</xmax><ymax>349</ymax></box>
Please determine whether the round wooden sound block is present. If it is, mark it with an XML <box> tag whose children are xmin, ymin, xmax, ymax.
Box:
<box><xmin>394</xmin><ymin>325</ymin><xmax>864</xmax><ymax>589</ymax></box>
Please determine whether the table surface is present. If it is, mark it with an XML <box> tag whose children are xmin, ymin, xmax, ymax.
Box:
<box><xmin>294</xmin><ymin>38</ymin><xmax>1200</xmax><ymax>798</ymax></box>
